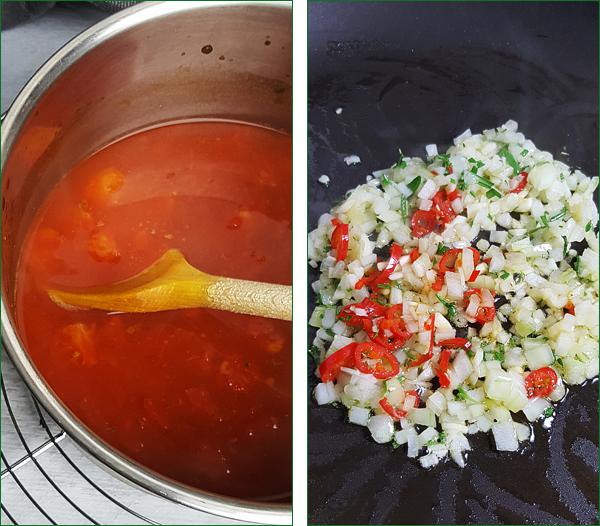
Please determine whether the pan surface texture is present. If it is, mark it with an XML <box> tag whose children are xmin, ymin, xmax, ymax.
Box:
<box><xmin>308</xmin><ymin>2</ymin><xmax>598</xmax><ymax>524</ymax></box>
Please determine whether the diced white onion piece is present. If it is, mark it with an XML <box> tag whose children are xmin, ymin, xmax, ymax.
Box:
<box><xmin>465</xmin><ymin>294</ymin><xmax>480</xmax><ymax>317</ymax></box>
<box><xmin>418</xmin><ymin>179</ymin><xmax>438</xmax><ymax>200</ymax></box>
<box><xmin>406</xmin><ymin>428</ymin><xmax>420</xmax><ymax>457</ymax></box>
<box><xmin>462</xmin><ymin>248</ymin><xmax>475</xmax><ymax>282</ymax></box>
<box><xmin>445</xmin><ymin>271</ymin><xmax>464</xmax><ymax>300</ymax></box>
<box><xmin>367</xmin><ymin>414</ymin><xmax>394</xmax><ymax>443</ymax></box>
<box><xmin>314</xmin><ymin>382</ymin><xmax>338</xmax><ymax>405</ymax></box>
<box><xmin>348</xmin><ymin>406</ymin><xmax>371</xmax><ymax>426</ymax></box>
<box><xmin>523</xmin><ymin>397</ymin><xmax>552</xmax><ymax>422</ymax></box>
<box><xmin>492</xmin><ymin>422</ymin><xmax>519</xmax><ymax>451</ymax></box>
<box><xmin>514</xmin><ymin>422</ymin><xmax>531</xmax><ymax>442</ymax></box>
<box><xmin>425</xmin><ymin>144</ymin><xmax>438</xmax><ymax>157</ymax></box>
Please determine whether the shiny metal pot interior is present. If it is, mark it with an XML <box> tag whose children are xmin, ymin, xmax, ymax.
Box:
<box><xmin>1</xmin><ymin>2</ymin><xmax>291</xmax><ymax>523</ymax></box>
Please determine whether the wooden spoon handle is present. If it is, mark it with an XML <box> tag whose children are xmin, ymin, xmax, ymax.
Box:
<box><xmin>206</xmin><ymin>278</ymin><xmax>292</xmax><ymax>321</ymax></box>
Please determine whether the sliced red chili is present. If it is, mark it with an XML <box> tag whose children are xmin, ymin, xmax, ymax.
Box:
<box><xmin>338</xmin><ymin>298</ymin><xmax>386</xmax><ymax>329</ymax></box>
<box><xmin>510</xmin><ymin>171</ymin><xmax>528</xmax><ymax>194</ymax></box>
<box><xmin>407</xmin><ymin>313</ymin><xmax>436</xmax><ymax>367</ymax></box>
<box><xmin>525</xmin><ymin>367</ymin><xmax>558</xmax><ymax>398</ymax></box>
<box><xmin>319</xmin><ymin>343</ymin><xmax>356</xmax><ymax>382</ymax></box>
<box><xmin>439</xmin><ymin>248</ymin><xmax>461</xmax><ymax>273</ymax></box>
<box><xmin>409</xmin><ymin>248</ymin><xmax>420</xmax><ymax>263</ymax></box>
<box><xmin>463</xmin><ymin>289</ymin><xmax>496</xmax><ymax>323</ymax></box>
<box><xmin>411</xmin><ymin>209</ymin><xmax>437</xmax><ymax>238</ymax></box>
<box><xmin>468</xmin><ymin>269</ymin><xmax>480</xmax><ymax>282</ymax></box>
<box><xmin>379</xmin><ymin>397</ymin><xmax>407</xmax><ymax>421</ymax></box>
<box><xmin>354</xmin><ymin>342</ymin><xmax>400</xmax><ymax>380</ymax></box>
<box><xmin>371</xmin><ymin>319</ymin><xmax>411</xmax><ymax>351</ymax></box>
<box><xmin>386</xmin><ymin>304</ymin><xmax>404</xmax><ymax>320</ymax></box>
<box><xmin>431</xmin><ymin>272</ymin><xmax>445</xmax><ymax>292</ymax></box>
<box><xmin>475</xmin><ymin>306</ymin><xmax>496</xmax><ymax>323</ymax></box>
<box><xmin>370</xmin><ymin>243</ymin><xmax>403</xmax><ymax>287</ymax></box>
<box><xmin>404</xmin><ymin>389</ymin><xmax>421</xmax><ymax>408</ymax></box>
<box><xmin>331</xmin><ymin>219</ymin><xmax>349</xmax><ymax>261</ymax></box>
<box><xmin>446</xmin><ymin>187</ymin><xmax>460</xmax><ymax>201</ymax></box>
<box><xmin>354</xmin><ymin>266</ymin><xmax>377</xmax><ymax>290</ymax></box>
<box><xmin>439</xmin><ymin>337</ymin><xmax>471</xmax><ymax>349</ymax></box>
<box><xmin>432</xmin><ymin>189</ymin><xmax>457</xmax><ymax>224</ymax></box>
<box><xmin>437</xmin><ymin>349</ymin><xmax>452</xmax><ymax>388</ymax></box>
<box><xmin>564</xmin><ymin>300</ymin><xmax>575</xmax><ymax>316</ymax></box>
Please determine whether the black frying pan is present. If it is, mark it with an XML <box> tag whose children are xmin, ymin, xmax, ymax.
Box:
<box><xmin>308</xmin><ymin>2</ymin><xmax>599</xmax><ymax>524</ymax></box>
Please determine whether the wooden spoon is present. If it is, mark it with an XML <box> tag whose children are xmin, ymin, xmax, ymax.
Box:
<box><xmin>48</xmin><ymin>249</ymin><xmax>291</xmax><ymax>321</ymax></box>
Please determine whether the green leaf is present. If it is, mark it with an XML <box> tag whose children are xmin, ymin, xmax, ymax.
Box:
<box><xmin>499</xmin><ymin>271</ymin><xmax>510</xmax><ymax>280</ymax></box>
<box><xmin>406</xmin><ymin>176</ymin><xmax>421</xmax><ymax>195</ymax></box>
<box><xmin>585</xmin><ymin>221</ymin><xmax>593</xmax><ymax>232</ymax></box>
<box><xmin>498</xmin><ymin>145</ymin><xmax>520</xmax><ymax>176</ymax></box>
<box><xmin>543</xmin><ymin>407</ymin><xmax>554</xmax><ymax>418</ymax></box>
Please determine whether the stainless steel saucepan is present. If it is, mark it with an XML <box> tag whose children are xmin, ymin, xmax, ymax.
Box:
<box><xmin>1</xmin><ymin>2</ymin><xmax>291</xmax><ymax>523</ymax></box>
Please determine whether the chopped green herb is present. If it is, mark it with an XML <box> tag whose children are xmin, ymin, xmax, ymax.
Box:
<box><xmin>457</xmin><ymin>175</ymin><xmax>468</xmax><ymax>191</ymax></box>
<box><xmin>498</xmin><ymin>145</ymin><xmax>520</xmax><ymax>176</ymax></box>
<box><xmin>499</xmin><ymin>271</ymin><xmax>510</xmax><ymax>280</ymax></box>
<box><xmin>467</xmin><ymin>349</ymin><xmax>475</xmax><ymax>358</ymax></box>
<box><xmin>436</xmin><ymin>243</ymin><xmax>449</xmax><ymax>255</ymax></box>
<box><xmin>493</xmin><ymin>344</ymin><xmax>505</xmax><ymax>362</ymax></box>
<box><xmin>520</xmin><ymin>148</ymin><xmax>529</xmax><ymax>156</ymax></box>
<box><xmin>455</xmin><ymin>387</ymin><xmax>477</xmax><ymax>403</ymax></box>
<box><xmin>400</xmin><ymin>194</ymin><xmax>408</xmax><ymax>223</ymax></box>
<box><xmin>450</xmin><ymin>178</ymin><xmax>456</xmax><ymax>183</ymax></box>
<box><xmin>392</xmin><ymin>440</ymin><xmax>401</xmax><ymax>449</ymax></box>
<box><xmin>381</xmin><ymin>174</ymin><xmax>391</xmax><ymax>187</ymax></box>
<box><xmin>562</xmin><ymin>236</ymin><xmax>569</xmax><ymax>257</ymax></box>
<box><xmin>549</xmin><ymin>207</ymin><xmax>567</xmax><ymax>222</ymax></box>
<box><xmin>426</xmin><ymin>431</ymin><xmax>447</xmax><ymax>446</ymax></box>
<box><xmin>392</xmin><ymin>149</ymin><xmax>407</xmax><ymax>169</ymax></box>
<box><xmin>530</xmin><ymin>206</ymin><xmax>568</xmax><ymax>234</ymax></box>
<box><xmin>435</xmin><ymin>153</ymin><xmax>451</xmax><ymax>169</ymax></box>
<box><xmin>543</xmin><ymin>407</ymin><xmax>554</xmax><ymax>418</ymax></box>
<box><xmin>406</xmin><ymin>176</ymin><xmax>421</xmax><ymax>194</ymax></box>
<box><xmin>573</xmin><ymin>255</ymin><xmax>581</xmax><ymax>276</ymax></box>
<box><xmin>474</xmin><ymin>174</ymin><xmax>493</xmax><ymax>189</ymax></box>
<box><xmin>585</xmin><ymin>220</ymin><xmax>593</xmax><ymax>232</ymax></box>
<box><xmin>377</xmin><ymin>283</ymin><xmax>393</xmax><ymax>290</ymax></box>
<box><xmin>404</xmin><ymin>349</ymin><xmax>417</xmax><ymax>361</ymax></box>
<box><xmin>486</xmin><ymin>187</ymin><xmax>502</xmax><ymax>199</ymax></box>
<box><xmin>435</xmin><ymin>294</ymin><xmax>456</xmax><ymax>320</ymax></box>
<box><xmin>468</xmin><ymin>157</ymin><xmax>485</xmax><ymax>171</ymax></box>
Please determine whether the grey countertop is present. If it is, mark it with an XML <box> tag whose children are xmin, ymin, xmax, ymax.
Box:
<box><xmin>1</xmin><ymin>4</ymin><xmax>247</xmax><ymax>524</ymax></box>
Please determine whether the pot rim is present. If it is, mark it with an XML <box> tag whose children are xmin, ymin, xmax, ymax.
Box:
<box><xmin>1</xmin><ymin>2</ymin><xmax>292</xmax><ymax>524</ymax></box>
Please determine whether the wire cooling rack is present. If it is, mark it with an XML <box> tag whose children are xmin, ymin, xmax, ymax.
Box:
<box><xmin>1</xmin><ymin>348</ymin><xmax>245</xmax><ymax>525</ymax></box>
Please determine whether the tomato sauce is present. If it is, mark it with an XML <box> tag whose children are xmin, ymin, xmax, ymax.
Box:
<box><xmin>15</xmin><ymin>121</ymin><xmax>291</xmax><ymax>500</ymax></box>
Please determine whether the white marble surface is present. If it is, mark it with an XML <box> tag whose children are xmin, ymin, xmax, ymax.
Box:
<box><xmin>1</xmin><ymin>4</ymin><xmax>250</xmax><ymax>524</ymax></box>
